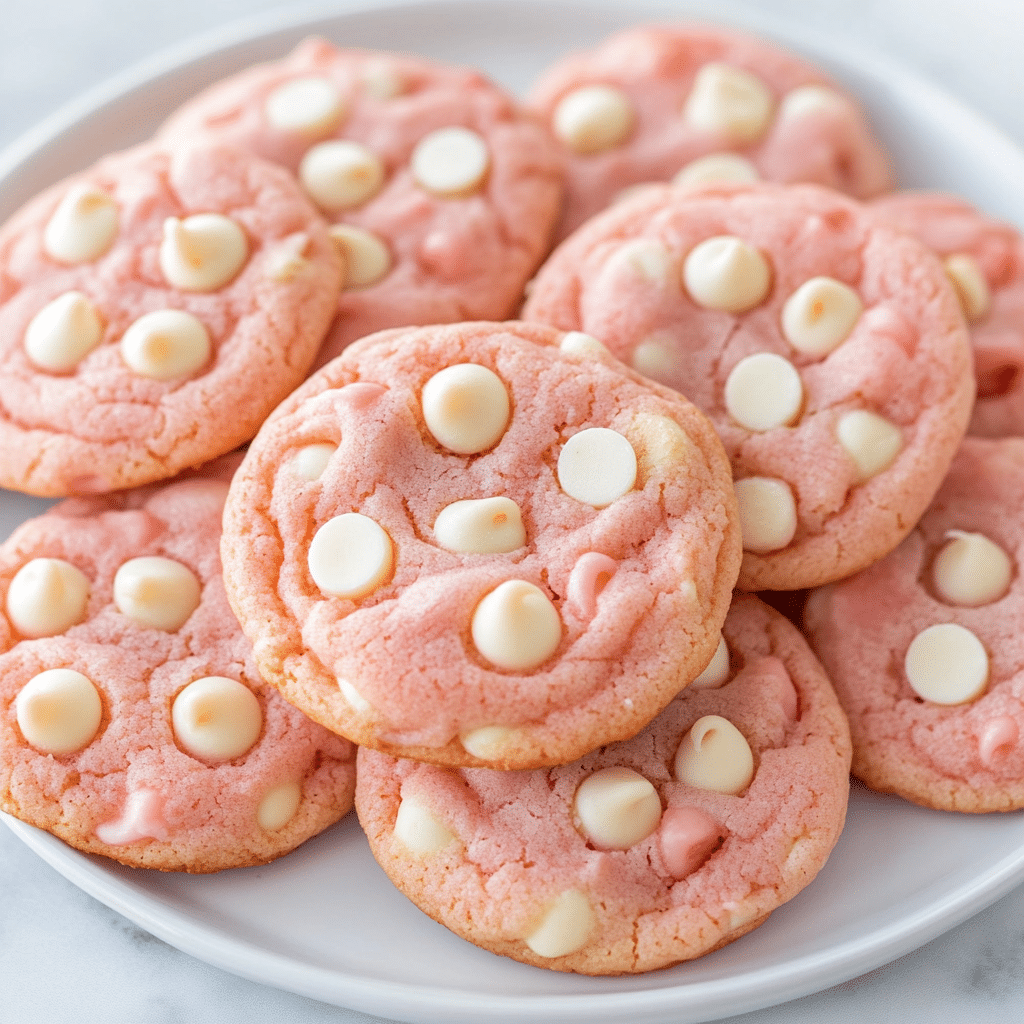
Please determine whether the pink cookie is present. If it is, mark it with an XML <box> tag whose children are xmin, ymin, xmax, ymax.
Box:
<box><xmin>524</xmin><ymin>181</ymin><xmax>975</xmax><ymax>591</ymax></box>
<box><xmin>0</xmin><ymin>140</ymin><xmax>343</xmax><ymax>497</ymax></box>
<box><xmin>528</xmin><ymin>22</ymin><xmax>893</xmax><ymax>241</ymax></box>
<box><xmin>220</xmin><ymin>320</ymin><xmax>741</xmax><ymax>770</ymax></box>
<box><xmin>159</xmin><ymin>37</ymin><xmax>563</xmax><ymax>366</ymax></box>
<box><xmin>870</xmin><ymin>190</ymin><xmax>1024</xmax><ymax>438</ymax></box>
<box><xmin>356</xmin><ymin>594</ymin><xmax>851</xmax><ymax>974</ymax></box>
<box><xmin>805</xmin><ymin>437</ymin><xmax>1024</xmax><ymax>812</ymax></box>
<box><xmin>0</xmin><ymin>458</ymin><xmax>356</xmax><ymax>872</ymax></box>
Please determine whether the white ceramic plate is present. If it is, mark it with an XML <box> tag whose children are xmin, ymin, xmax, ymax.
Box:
<box><xmin>4</xmin><ymin>2</ymin><xmax>1024</xmax><ymax>1022</ymax></box>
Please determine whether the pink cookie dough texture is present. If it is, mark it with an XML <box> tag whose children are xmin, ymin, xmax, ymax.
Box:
<box><xmin>528</xmin><ymin>22</ymin><xmax>893</xmax><ymax>241</ymax></box>
<box><xmin>870</xmin><ymin>190</ymin><xmax>1024</xmax><ymax>438</ymax></box>
<box><xmin>523</xmin><ymin>181</ymin><xmax>975</xmax><ymax>591</ymax></box>
<box><xmin>0</xmin><ymin>459</ymin><xmax>356</xmax><ymax>872</ymax></box>
<box><xmin>158</xmin><ymin>37</ymin><xmax>563</xmax><ymax>367</ymax></box>
<box><xmin>0</xmin><ymin>140</ymin><xmax>343</xmax><ymax>497</ymax></box>
<box><xmin>220</xmin><ymin>320</ymin><xmax>742</xmax><ymax>770</ymax></box>
<box><xmin>356</xmin><ymin>594</ymin><xmax>851</xmax><ymax>974</ymax></box>
<box><xmin>804</xmin><ymin>437</ymin><xmax>1024</xmax><ymax>813</ymax></box>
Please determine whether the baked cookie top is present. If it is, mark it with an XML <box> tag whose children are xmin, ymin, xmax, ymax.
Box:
<box><xmin>0</xmin><ymin>140</ymin><xmax>343</xmax><ymax>497</ymax></box>
<box><xmin>159</xmin><ymin>37</ymin><xmax>563</xmax><ymax>367</ymax></box>
<box><xmin>356</xmin><ymin>594</ymin><xmax>851</xmax><ymax>974</ymax></box>
<box><xmin>805</xmin><ymin>437</ymin><xmax>1024</xmax><ymax>812</ymax></box>
<box><xmin>527</xmin><ymin>22</ymin><xmax>893</xmax><ymax>241</ymax></box>
<box><xmin>524</xmin><ymin>181</ymin><xmax>975</xmax><ymax>590</ymax></box>
<box><xmin>0</xmin><ymin>459</ymin><xmax>356</xmax><ymax>871</ymax></box>
<box><xmin>221</xmin><ymin>320</ymin><xmax>741</xmax><ymax>770</ymax></box>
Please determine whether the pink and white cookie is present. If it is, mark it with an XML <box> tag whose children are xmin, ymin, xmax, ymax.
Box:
<box><xmin>805</xmin><ymin>437</ymin><xmax>1024</xmax><ymax>812</ymax></box>
<box><xmin>870</xmin><ymin>191</ymin><xmax>1024</xmax><ymax>438</ymax></box>
<box><xmin>159</xmin><ymin>37</ymin><xmax>563</xmax><ymax>367</ymax></box>
<box><xmin>356</xmin><ymin>594</ymin><xmax>851</xmax><ymax>974</ymax></box>
<box><xmin>0</xmin><ymin>458</ymin><xmax>356</xmax><ymax>872</ymax></box>
<box><xmin>0</xmin><ymin>140</ymin><xmax>343</xmax><ymax>497</ymax></box>
<box><xmin>524</xmin><ymin>181</ymin><xmax>975</xmax><ymax>591</ymax></box>
<box><xmin>528</xmin><ymin>22</ymin><xmax>893</xmax><ymax>241</ymax></box>
<box><xmin>220</xmin><ymin>320</ymin><xmax>741</xmax><ymax>770</ymax></box>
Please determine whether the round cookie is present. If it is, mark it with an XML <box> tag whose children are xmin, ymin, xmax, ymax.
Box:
<box><xmin>220</xmin><ymin>320</ymin><xmax>742</xmax><ymax>770</ymax></box>
<box><xmin>523</xmin><ymin>181</ymin><xmax>975</xmax><ymax>591</ymax></box>
<box><xmin>0</xmin><ymin>140</ymin><xmax>343</xmax><ymax>497</ymax></box>
<box><xmin>356</xmin><ymin>594</ymin><xmax>852</xmax><ymax>974</ymax></box>
<box><xmin>870</xmin><ymin>190</ymin><xmax>1024</xmax><ymax>438</ymax></box>
<box><xmin>158</xmin><ymin>37</ymin><xmax>563</xmax><ymax>367</ymax></box>
<box><xmin>528</xmin><ymin>22</ymin><xmax>893</xmax><ymax>241</ymax></box>
<box><xmin>804</xmin><ymin>437</ymin><xmax>1024</xmax><ymax>813</ymax></box>
<box><xmin>0</xmin><ymin>458</ymin><xmax>356</xmax><ymax>872</ymax></box>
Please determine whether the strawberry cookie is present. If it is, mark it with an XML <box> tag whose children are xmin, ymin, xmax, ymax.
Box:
<box><xmin>524</xmin><ymin>182</ymin><xmax>975</xmax><ymax>590</ymax></box>
<box><xmin>356</xmin><ymin>594</ymin><xmax>851</xmax><ymax>974</ymax></box>
<box><xmin>0</xmin><ymin>141</ymin><xmax>343</xmax><ymax>497</ymax></box>
<box><xmin>0</xmin><ymin>459</ymin><xmax>356</xmax><ymax>871</ymax></box>
<box><xmin>220</xmin><ymin>320</ymin><xmax>741</xmax><ymax>770</ymax></box>
<box><xmin>159</xmin><ymin>37</ymin><xmax>563</xmax><ymax>366</ymax></box>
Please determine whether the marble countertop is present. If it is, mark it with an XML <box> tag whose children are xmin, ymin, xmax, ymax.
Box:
<box><xmin>4</xmin><ymin>1</ymin><xmax>1024</xmax><ymax>1022</ymax></box>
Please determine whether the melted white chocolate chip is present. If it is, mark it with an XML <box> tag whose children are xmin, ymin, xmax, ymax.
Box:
<box><xmin>411</xmin><ymin>126</ymin><xmax>489</xmax><ymax>196</ymax></box>
<box><xmin>264</xmin><ymin>76</ymin><xmax>344</xmax><ymax>136</ymax></box>
<box><xmin>557</xmin><ymin>427</ymin><xmax>637</xmax><ymax>507</ymax></box>
<box><xmin>171</xmin><ymin>676</ymin><xmax>263</xmax><ymax>761</ymax></box>
<box><xmin>733</xmin><ymin>476</ymin><xmax>797</xmax><ymax>553</ymax></box>
<box><xmin>836</xmin><ymin>410</ymin><xmax>903</xmax><ymax>483</ymax></box>
<box><xmin>393</xmin><ymin>794</ymin><xmax>457</xmax><ymax>855</ymax></box>
<box><xmin>257</xmin><ymin>781</ymin><xmax>302</xmax><ymax>831</ymax></box>
<box><xmin>777</xmin><ymin>84</ymin><xmax>847</xmax><ymax>122</ymax></box>
<box><xmin>552</xmin><ymin>84</ymin><xmax>634</xmax><ymax>154</ymax></box>
<box><xmin>559</xmin><ymin>331</ymin><xmax>610</xmax><ymax>359</ymax></box>
<box><xmin>159</xmin><ymin>215</ymin><xmax>248</xmax><ymax>292</ymax></box>
<box><xmin>288</xmin><ymin>443</ymin><xmax>337</xmax><ymax>481</ymax></box>
<box><xmin>16</xmin><ymin>668</ymin><xmax>103</xmax><ymax>755</ymax></box>
<box><xmin>724</xmin><ymin>352</ymin><xmax>803</xmax><ymax>431</ymax></box>
<box><xmin>524</xmin><ymin>889</ymin><xmax>595</xmax><ymax>958</ymax></box>
<box><xmin>120</xmin><ymin>309</ymin><xmax>211</xmax><ymax>380</ymax></box>
<box><xmin>782</xmin><ymin>277</ymin><xmax>863</xmax><ymax>356</ymax></box>
<box><xmin>6</xmin><ymin>557</ymin><xmax>90</xmax><ymax>638</ymax></box>
<box><xmin>24</xmin><ymin>291</ymin><xmax>103</xmax><ymax>372</ymax></box>
<box><xmin>299</xmin><ymin>140</ymin><xmax>385</xmax><ymax>212</ymax></box>
<box><xmin>471</xmin><ymin>580</ymin><xmax>561</xmax><ymax>671</ymax></box>
<box><xmin>673</xmin><ymin>152</ymin><xmax>760</xmax><ymax>189</ymax></box>
<box><xmin>308</xmin><ymin>513</ymin><xmax>394</xmax><ymax>599</ymax></box>
<box><xmin>690</xmin><ymin>633</ymin><xmax>730</xmax><ymax>689</ymax></box>
<box><xmin>630</xmin><ymin>337</ymin><xmax>677</xmax><ymax>381</ymax></box>
<box><xmin>43</xmin><ymin>184</ymin><xmax>119</xmax><ymax>264</ymax></box>
<box><xmin>330</xmin><ymin>225</ymin><xmax>392</xmax><ymax>288</ymax></box>
<box><xmin>113</xmin><ymin>556</ymin><xmax>201</xmax><ymax>631</ymax></box>
<box><xmin>905</xmin><ymin>623</ymin><xmax>989</xmax><ymax>705</ymax></box>
<box><xmin>459</xmin><ymin>724</ymin><xmax>523</xmax><ymax>760</ymax></box>
<box><xmin>944</xmin><ymin>253</ymin><xmax>991</xmax><ymax>323</ymax></box>
<box><xmin>434</xmin><ymin>496</ymin><xmax>526</xmax><ymax>554</ymax></box>
<box><xmin>683</xmin><ymin>235</ymin><xmax>771</xmax><ymax>313</ymax></box>
<box><xmin>932</xmin><ymin>530</ymin><xmax>1012</xmax><ymax>607</ymax></box>
<box><xmin>573</xmin><ymin>766</ymin><xmax>662</xmax><ymax>850</ymax></box>
<box><xmin>421</xmin><ymin>363</ymin><xmax>510</xmax><ymax>454</ymax></box>
<box><xmin>674</xmin><ymin>714</ymin><xmax>754</xmax><ymax>794</ymax></box>
<box><xmin>682</xmin><ymin>63</ymin><xmax>774</xmax><ymax>144</ymax></box>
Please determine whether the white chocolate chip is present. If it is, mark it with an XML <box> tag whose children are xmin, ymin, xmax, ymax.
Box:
<box><xmin>23</xmin><ymin>291</ymin><xmax>103</xmax><ymax>372</ymax></box>
<box><xmin>120</xmin><ymin>309</ymin><xmax>211</xmax><ymax>380</ymax></box>
<box><xmin>932</xmin><ymin>530</ymin><xmax>1013</xmax><ymax>607</ymax></box>
<box><xmin>360</xmin><ymin>59</ymin><xmax>405</xmax><ymax>100</ymax></box>
<box><xmin>559</xmin><ymin>331</ymin><xmax>610</xmax><ymax>358</ymax></box>
<box><xmin>557</xmin><ymin>427</ymin><xmax>637</xmax><ymax>507</ymax></box>
<box><xmin>777</xmin><ymin>84</ymin><xmax>847</xmax><ymax>122</ymax></box>
<box><xmin>330</xmin><ymin>224</ymin><xmax>392</xmax><ymax>287</ymax></box>
<box><xmin>338</xmin><ymin>677</ymin><xmax>373</xmax><ymax>714</ymax></box>
<box><xmin>307</xmin><ymin>513</ymin><xmax>393</xmax><ymax>599</ymax></box>
<box><xmin>299</xmin><ymin>140</ymin><xmax>385</xmax><ymax>212</ymax></box>
<box><xmin>393</xmin><ymin>794</ymin><xmax>456</xmax><ymax>855</ymax></box>
<box><xmin>724</xmin><ymin>352</ymin><xmax>803</xmax><ymax>431</ymax></box>
<box><xmin>43</xmin><ymin>184</ymin><xmax>119</xmax><ymax>264</ymax></box>
<box><xmin>471</xmin><ymin>580</ymin><xmax>561</xmax><ymax>671</ymax></box>
<box><xmin>15</xmin><ymin>668</ymin><xmax>103</xmax><ymax>756</ymax></box>
<box><xmin>905</xmin><ymin>623</ymin><xmax>989</xmax><ymax>705</ymax></box>
<box><xmin>459</xmin><ymin>724</ymin><xmax>521</xmax><ymax>760</ymax></box>
<box><xmin>159</xmin><ymin>215</ymin><xmax>248</xmax><ymax>292</ymax></box>
<box><xmin>683</xmin><ymin>235</ymin><xmax>771</xmax><ymax>313</ymax></box>
<box><xmin>630</xmin><ymin>337</ymin><xmax>677</xmax><ymax>381</ymax></box>
<box><xmin>781</xmin><ymin>276</ymin><xmax>863</xmax><ymax>356</ymax></box>
<box><xmin>944</xmin><ymin>253</ymin><xmax>991</xmax><ymax>323</ymax></box>
<box><xmin>411</xmin><ymin>126</ymin><xmax>489</xmax><ymax>196</ymax></box>
<box><xmin>421</xmin><ymin>363</ymin><xmax>510</xmax><ymax>454</ymax></box>
<box><xmin>524</xmin><ymin>890</ymin><xmax>595</xmax><ymax>958</ymax></box>
<box><xmin>264</xmin><ymin>76</ymin><xmax>344</xmax><ymax>135</ymax></box>
<box><xmin>171</xmin><ymin>676</ymin><xmax>263</xmax><ymax>761</ymax></box>
<box><xmin>113</xmin><ymin>556</ymin><xmax>201</xmax><ymax>631</ymax></box>
<box><xmin>690</xmin><ymin>633</ymin><xmax>730</xmax><ymax>689</ymax></box>
<box><xmin>673</xmin><ymin>152</ymin><xmax>760</xmax><ymax>189</ymax></box>
<box><xmin>836</xmin><ymin>410</ymin><xmax>903</xmax><ymax>482</ymax></box>
<box><xmin>573</xmin><ymin>766</ymin><xmax>662</xmax><ymax>850</ymax></box>
<box><xmin>552</xmin><ymin>84</ymin><xmax>634</xmax><ymax>154</ymax></box>
<box><xmin>265</xmin><ymin>232</ymin><xmax>311</xmax><ymax>282</ymax></box>
<box><xmin>433</xmin><ymin>496</ymin><xmax>526</xmax><ymax>554</ymax></box>
<box><xmin>289</xmin><ymin>443</ymin><xmax>337</xmax><ymax>481</ymax></box>
<box><xmin>6</xmin><ymin>558</ymin><xmax>90</xmax><ymax>639</ymax></box>
<box><xmin>257</xmin><ymin>781</ymin><xmax>302</xmax><ymax>831</ymax></box>
<box><xmin>733</xmin><ymin>477</ymin><xmax>797</xmax><ymax>554</ymax></box>
<box><xmin>674</xmin><ymin>714</ymin><xmax>754</xmax><ymax>794</ymax></box>
<box><xmin>609</xmin><ymin>238</ymin><xmax>674</xmax><ymax>285</ymax></box>
<box><xmin>683</xmin><ymin>63</ymin><xmax>774</xmax><ymax>144</ymax></box>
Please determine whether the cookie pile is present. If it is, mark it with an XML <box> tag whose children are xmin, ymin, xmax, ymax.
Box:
<box><xmin>0</xmin><ymin>20</ymin><xmax>1020</xmax><ymax>974</ymax></box>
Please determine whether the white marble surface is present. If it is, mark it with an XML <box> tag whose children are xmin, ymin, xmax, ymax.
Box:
<box><xmin>4</xmin><ymin>1</ymin><xmax>1024</xmax><ymax>1022</ymax></box>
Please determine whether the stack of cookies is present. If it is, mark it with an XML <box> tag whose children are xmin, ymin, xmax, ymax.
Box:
<box><xmin>1</xmin><ymin>19</ymin><xmax>1020</xmax><ymax>976</ymax></box>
